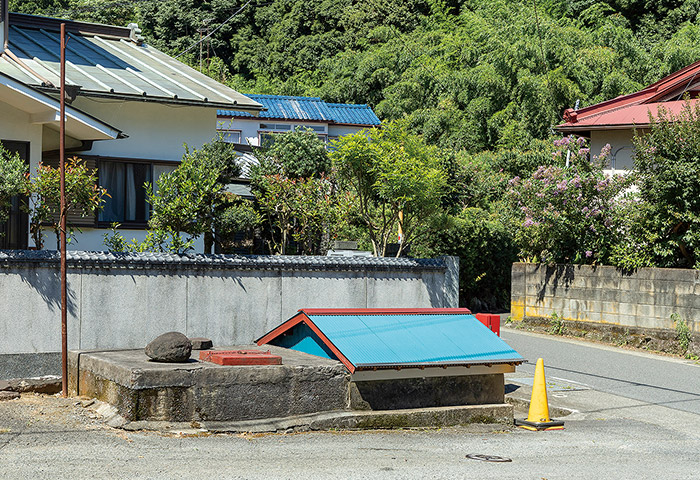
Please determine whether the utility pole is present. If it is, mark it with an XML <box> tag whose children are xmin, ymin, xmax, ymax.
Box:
<box><xmin>198</xmin><ymin>28</ymin><xmax>203</xmax><ymax>71</ymax></box>
<box><xmin>59</xmin><ymin>23</ymin><xmax>68</xmax><ymax>397</ymax></box>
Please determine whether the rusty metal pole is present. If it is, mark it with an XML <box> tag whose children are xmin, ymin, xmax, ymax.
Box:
<box><xmin>59</xmin><ymin>23</ymin><xmax>68</xmax><ymax>397</ymax></box>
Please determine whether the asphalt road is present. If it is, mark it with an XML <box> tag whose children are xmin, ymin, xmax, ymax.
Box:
<box><xmin>2</xmin><ymin>331</ymin><xmax>700</xmax><ymax>478</ymax></box>
<box><xmin>1</xmin><ymin>395</ymin><xmax>700</xmax><ymax>480</ymax></box>
<box><xmin>502</xmin><ymin>327</ymin><xmax>700</xmax><ymax>415</ymax></box>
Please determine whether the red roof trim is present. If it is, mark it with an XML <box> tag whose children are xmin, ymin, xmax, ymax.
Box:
<box><xmin>299</xmin><ymin>308</ymin><xmax>472</xmax><ymax>316</ymax></box>
<box><xmin>256</xmin><ymin>312</ymin><xmax>357</xmax><ymax>373</ymax></box>
<box><xmin>559</xmin><ymin>60</ymin><xmax>700</xmax><ymax>130</ymax></box>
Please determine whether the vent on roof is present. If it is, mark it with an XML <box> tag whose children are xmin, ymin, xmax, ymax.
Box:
<box><xmin>127</xmin><ymin>23</ymin><xmax>144</xmax><ymax>45</ymax></box>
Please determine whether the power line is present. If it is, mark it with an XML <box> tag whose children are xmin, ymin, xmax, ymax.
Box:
<box><xmin>175</xmin><ymin>0</ymin><xmax>252</xmax><ymax>59</ymax></box>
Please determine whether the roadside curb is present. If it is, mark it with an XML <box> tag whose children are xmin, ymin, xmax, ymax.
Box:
<box><xmin>115</xmin><ymin>404</ymin><xmax>515</xmax><ymax>434</ymax></box>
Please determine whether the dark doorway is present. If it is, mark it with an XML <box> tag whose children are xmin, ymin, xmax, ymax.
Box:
<box><xmin>0</xmin><ymin>141</ymin><xmax>30</xmax><ymax>250</ymax></box>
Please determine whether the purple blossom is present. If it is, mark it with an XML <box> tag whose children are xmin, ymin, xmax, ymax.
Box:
<box><xmin>585</xmin><ymin>250</ymin><xmax>592</xmax><ymax>258</ymax></box>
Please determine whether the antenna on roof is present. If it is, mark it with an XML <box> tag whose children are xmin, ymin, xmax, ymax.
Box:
<box><xmin>127</xmin><ymin>23</ymin><xmax>144</xmax><ymax>45</ymax></box>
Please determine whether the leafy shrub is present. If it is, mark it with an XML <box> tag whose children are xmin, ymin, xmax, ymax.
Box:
<box><xmin>0</xmin><ymin>145</ymin><xmax>28</xmax><ymax>226</ymax></box>
<box><xmin>672</xmin><ymin>312</ymin><xmax>692</xmax><ymax>355</ymax></box>
<box><xmin>29</xmin><ymin>157</ymin><xmax>107</xmax><ymax>249</ymax></box>
<box><xmin>549</xmin><ymin>311</ymin><xmax>565</xmax><ymax>335</ymax></box>
<box><xmin>633</xmin><ymin>101</ymin><xmax>700</xmax><ymax>268</ymax></box>
<box><xmin>412</xmin><ymin>207</ymin><xmax>516</xmax><ymax>311</ymax></box>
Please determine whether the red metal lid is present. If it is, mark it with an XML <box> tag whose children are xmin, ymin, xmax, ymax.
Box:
<box><xmin>199</xmin><ymin>349</ymin><xmax>282</xmax><ymax>366</ymax></box>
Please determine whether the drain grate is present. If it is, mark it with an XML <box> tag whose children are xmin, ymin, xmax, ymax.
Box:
<box><xmin>466</xmin><ymin>454</ymin><xmax>512</xmax><ymax>463</ymax></box>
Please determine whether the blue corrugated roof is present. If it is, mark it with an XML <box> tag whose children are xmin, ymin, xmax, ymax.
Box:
<box><xmin>218</xmin><ymin>94</ymin><xmax>381</xmax><ymax>126</ymax></box>
<box><xmin>258</xmin><ymin>309</ymin><xmax>524</xmax><ymax>372</ymax></box>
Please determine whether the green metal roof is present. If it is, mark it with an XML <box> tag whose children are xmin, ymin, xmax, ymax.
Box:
<box><xmin>0</xmin><ymin>13</ymin><xmax>263</xmax><ymax>111</ymax></box>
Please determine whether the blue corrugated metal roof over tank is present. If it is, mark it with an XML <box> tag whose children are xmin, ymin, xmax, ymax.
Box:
<box><xmin>257</xmin><ymin>308</ymin><xmax>524</xmax><ymax>373</ymax></box>
<box><xmin>308</xmin><ymin>313</ymin><xmax>521</xmax><ymax>367</ymax></box>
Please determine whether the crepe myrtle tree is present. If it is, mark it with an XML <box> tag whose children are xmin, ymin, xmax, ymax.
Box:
<box><xmin>331</xmin><ymin>120</ymin><xmax>447</xmax><ymax>257</ymax></box>
<box><xmin>506</xmin><ymin>136</ymin><xmax>631</xmax><ymax>265</ymax></box>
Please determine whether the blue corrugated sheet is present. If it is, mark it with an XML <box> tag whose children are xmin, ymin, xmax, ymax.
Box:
<box><xmin>218</xmin><ymin>94</ymin><xmax>381</xmax><ymax>126</ymax></box>
<box><xmin>262</xmin><ymin>311</ymin><xmax>523</xmax><ymax>370</ymax></box>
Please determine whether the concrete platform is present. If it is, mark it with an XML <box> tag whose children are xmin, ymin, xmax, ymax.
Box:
<box><xmin>69</xmin><ymin>345</ymin><xmax>349</xmax><ymax>423</ymax></box>
<box><xmin>69</xmin><ymin>345</ymin><xmax>514</xmax><ymax>430</ymax></box>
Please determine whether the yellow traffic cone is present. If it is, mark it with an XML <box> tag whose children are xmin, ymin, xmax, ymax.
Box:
<box><xmin>515</xmin><ymin>358</ymin><xmax>565</xmax><ymax>431</ymax></box>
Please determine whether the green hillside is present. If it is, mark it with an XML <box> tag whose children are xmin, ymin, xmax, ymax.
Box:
<box><xmin>12</xmin><ymin>1</ymin><xmax>700</xmax><ymax>151</ymax></box>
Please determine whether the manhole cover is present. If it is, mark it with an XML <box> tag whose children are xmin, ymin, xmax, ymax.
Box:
<box><xmin>466</xmin><ymin>454</ymin><xmax>512</xmax><ymax>463</ymax></box>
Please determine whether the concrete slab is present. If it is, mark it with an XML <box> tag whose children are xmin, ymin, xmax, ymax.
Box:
<box><xmin>69</xmin><ymin>344</ymin><xmax>514</xmax><ymax>429</ymax></box>
<box><xmin>69</xmin><ymin>345</ymin><xmax>350</xmax><ymax>422</ymax></box>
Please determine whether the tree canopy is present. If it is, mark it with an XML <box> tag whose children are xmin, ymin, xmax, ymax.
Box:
<box><xmin>13</xmin><ymin>0</ymin><xmax>700</xmax><ymax>151</ymax></box>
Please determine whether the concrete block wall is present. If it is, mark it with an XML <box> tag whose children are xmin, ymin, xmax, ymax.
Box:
<box><xmin>511</xmin><ymin>263</ymin><xmax>699</xmax><ymax>332</ymax></box>
<box><xmin>0</xmin><ymin>251</ymin><xmax>458</xmax><ymax>358</ymax></box>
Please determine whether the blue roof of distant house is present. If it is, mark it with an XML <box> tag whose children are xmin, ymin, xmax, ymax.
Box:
<box><xmin>218</xmin><ymin>95</ymin><xmax>381</xmax><ymax>126</ymax></box>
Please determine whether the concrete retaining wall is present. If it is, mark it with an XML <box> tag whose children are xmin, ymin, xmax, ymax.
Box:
<box><xmin>1</xmin><ymin>251</ymin><xmax>458</xmax><ymax>379</ymax></box>
<box><xmin>511</xmin><ymin>263</ymin><xmax>700</xmax><ymax>332</ymax></box>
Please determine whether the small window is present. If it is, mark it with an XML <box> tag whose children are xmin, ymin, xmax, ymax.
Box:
<box><xmin>152</xmin><ymin>164</ymin><xmax>177</xmax><ymax>195</ymax></box>
<box><xmin>259</xmin><ymin>132</ymin><xmax>277</xmax><ymax>147</ymax></box>
<box><xmin>260</xmin><ymin>123</ymin><xmax>291</xmax><ymax>131</ymax></box>
<box><xmin>220</xmin><ymin>130</ymin><xmax>242</xmax><ymax>144</ymax></box>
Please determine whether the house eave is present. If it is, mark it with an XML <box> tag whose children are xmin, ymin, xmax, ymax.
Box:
<box><xmin>37</xmin><ymin>87</ymin><xmax>264</xmax><ymax>113</ymax></box>
<box><xmin>0</xmin><ymin>71</ymin><xmax>121</xmax><ymax>140</ymax></box>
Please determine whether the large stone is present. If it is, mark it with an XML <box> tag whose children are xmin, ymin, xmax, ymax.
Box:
<box><xmin>145</xmin><ymin>332</ymin><xmax>192</xmax><ymax>363</ymax></box>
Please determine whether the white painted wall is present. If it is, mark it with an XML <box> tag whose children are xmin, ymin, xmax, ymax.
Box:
<box><xmin>0</xmin><ymin>100</ymin><xmax>43</xmax><ymax>172</ymax></box>
<box><xmin>217</xmin><ymin>117</ymin><xmax>367</xmax><ymax>147</ymax></box>
<box><xmin>72</xmin><ymin>98</ymin><xmax>218</xmax><ymax>160</ymax></box>
<box><xmin>590</xmin><ymin>129</ymin><xmax>636</xmax><ymax>174</ymax></box>
<box><xmin>328</xmin><ymin>124</ymin><xmax>367</xmax><ymax>138</ymax></box>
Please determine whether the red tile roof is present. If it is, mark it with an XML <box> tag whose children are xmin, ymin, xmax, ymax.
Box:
<box><xmin>558</xmin><ymin>60</ymin><xmax>700</xmax><ymax>133</ymax></box>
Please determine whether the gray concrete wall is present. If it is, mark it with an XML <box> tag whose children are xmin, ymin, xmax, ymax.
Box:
<box><xmin>511</xmin><ymin>263</ymin><xmax>700</xmax><ymax>332</ymax></box>
<box><xmin>0</xmin><ymin>251</ymin><xmax>458</xmax><ymax>378</ymax></box>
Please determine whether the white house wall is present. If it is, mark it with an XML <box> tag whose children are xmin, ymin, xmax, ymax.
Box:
<box><xmin>217</xmin><ymin>118</ymin><xmax>367</xmax><ymax>147</ymax></box>
<box><xmin>72</xmin><ymin>98</ymin><xmax>217</xmax><ymax>160</ymax></box>
<box><xmin>328</xmin><ymin>125</ymin><xmax>367</xmax><ymax>137</ymax></box>
<box><xmin>40</xmin><ymin>99</ymin><xmax>217</xmax><ymax>252</ymax></box>
<box><xmin>0</xmin><ymin>100</ymin><xmax>43</xmax><ymax>173</ymax></box>
<box><xmin>590</xmin><ymin>129</ymin><xmax>636</xmax><ymax>173</ymax></box>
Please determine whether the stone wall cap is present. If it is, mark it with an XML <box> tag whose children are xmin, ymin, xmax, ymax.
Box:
<box><xmin>0</xmin><ymin>250</ymin><xmax>447</xmax><ymax>272</ymax></box>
